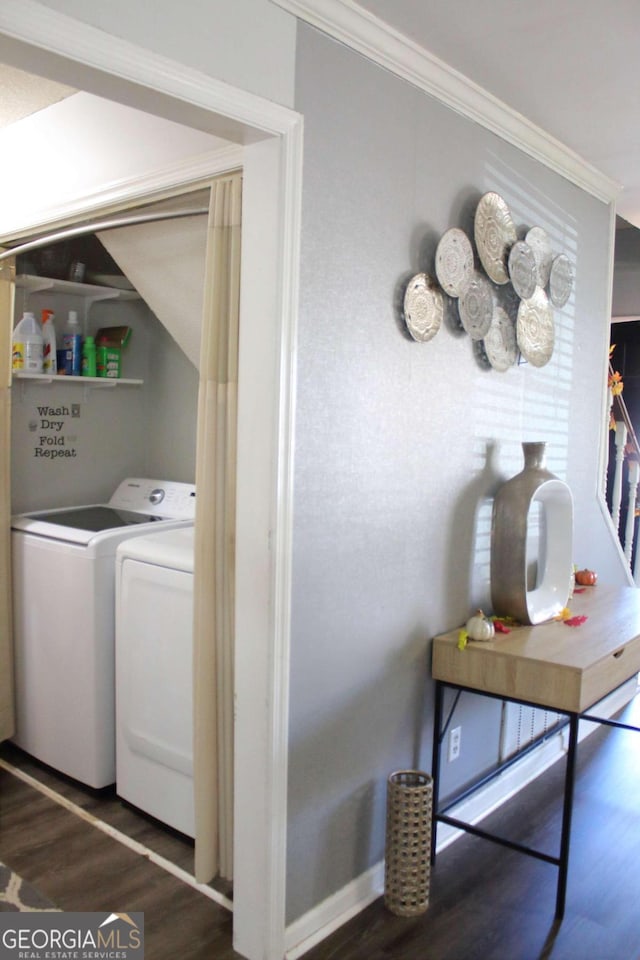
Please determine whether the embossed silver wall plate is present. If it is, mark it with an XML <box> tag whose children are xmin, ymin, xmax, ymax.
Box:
<box><xmin>508</xmin><ymin>241</ymin><xmax>538</xmax><ymax>300</ymax></box>
<box><xmin>458</xmin><ymin>271</ymin><xmax>493</xmax><ymax>340</ymax></box>
<box><xmin>403</xmin><ymin>273</ymin><xmax>444</xmax><ymax>342</ymax></box>
<box><xmin>516</xmin><ymin>287</ymin><xmax>555</xmax><ymax>367</ymax></box>
<box><xmin>548</xmin><ymin>253</ymin><xmax>574</xmax><ymax>308</ymax></box>
<box><xmin>525</xmin><ymin>226</ymin><xmax>553</xmax><ymax>288</ymax></box>
<box><xmin>474</xmin><ymin>192</ymin><xmax>518</xmax><ymax>285</ymax></box>
<box><xmin>435</xmin><ymin>227</ymin><xmax>474</xmax><ymax>297</ymax></box>
<box><xmin>483</xmin><ymin>306</ymin><xmax>518</xmax><ymax>371</ymax></box>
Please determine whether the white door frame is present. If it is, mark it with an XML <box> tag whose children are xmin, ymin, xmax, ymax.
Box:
<box><xmin>0</xmin><ymin>5</ymin><xmax>302</xmax><ymax>960</ymax></box>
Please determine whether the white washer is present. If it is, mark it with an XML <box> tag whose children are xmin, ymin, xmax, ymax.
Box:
<box><xmin>115</xmin><ymin>526</ymin><xmax>195</xmax><ymax>836</ymax></box>
<box><xmin>11</xmin><ymin>478</ymin><xmax>196</xmax><ymax>788</ymax></box>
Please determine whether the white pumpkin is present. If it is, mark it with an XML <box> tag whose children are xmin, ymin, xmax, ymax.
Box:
<box><xmin>465</xmin><ymin>609</ymin><xmax>495</xmax><ymax>642</ymax></box>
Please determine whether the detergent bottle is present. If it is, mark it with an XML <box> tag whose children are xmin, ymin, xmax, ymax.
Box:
<box><xmin>63</xmin><ymin>310</ymin><xmax>82</xmax><ymax>376</ymax></box>
<box><xmin>82</xmin><ymin>336</ymin><xmax>97</xmax><ymax>377</ymax></box>
<box><xmin>41</xmin><ymin>309</ymin><xmax>57</xmax><ymax>375</ymax></box>
<box><xmin>12</xmin><ymin>311</ymin><xmax>43</xmax><ymax>373</ymax></box>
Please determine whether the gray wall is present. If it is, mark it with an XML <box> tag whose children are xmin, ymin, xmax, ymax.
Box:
<box><xmin>287</xmin><ymin>24</ymin><xmax>624</xmax><ymax>923</ymax></box>
<box><xmin>612</xmin><ymin>224</ymin><xmax>640</xmax><ymax>317</ymax></box>
<box><xmin>11</xmin><ymin>294</ymin><xmax>198</xmax><ymax>513</ymax></box>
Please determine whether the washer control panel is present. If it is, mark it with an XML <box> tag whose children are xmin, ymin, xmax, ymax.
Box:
<box><xmin>109</xmin><ymin>478</ymin><xmax>196</xmax><ymax>519</ymax></box>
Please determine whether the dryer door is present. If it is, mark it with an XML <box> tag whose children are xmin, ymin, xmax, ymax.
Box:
<box><xmin>116</xmin><ymin>557</ymin><xmax>195</xmax><ymax>837</ymax></box>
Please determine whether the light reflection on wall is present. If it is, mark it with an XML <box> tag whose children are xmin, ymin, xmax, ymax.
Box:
<box><xmin>468</xmin><ymin>156</ymin><xmax>578</xmax><ymax>605</ymax></box>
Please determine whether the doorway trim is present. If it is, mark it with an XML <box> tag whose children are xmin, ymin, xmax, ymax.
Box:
<box><xmin>0</xmin><ymin>7</ymin><xmax>302</xmax><ymax>960</ymax></box>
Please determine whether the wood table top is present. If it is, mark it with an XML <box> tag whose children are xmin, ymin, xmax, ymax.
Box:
<box><xmin>432</xmin><ymin>586</ymin><xmax>640</xmax><ymax>713</ymax></box>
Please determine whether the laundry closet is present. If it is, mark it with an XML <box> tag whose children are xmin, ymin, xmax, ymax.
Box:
<box><xmin>4</xmin><ymin>178</ymin><xmax>239</xmax><ymax>885</ymax></box>
<box><xmin>11</xmin><ymin>224</ymin><xmax>201</xmax><ymax>513</ymax></box>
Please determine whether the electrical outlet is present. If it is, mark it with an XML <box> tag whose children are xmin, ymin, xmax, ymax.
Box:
<box><xmin>448</xmin><ymin>726</ymin><xmax>461</xmax><ymax>762</ymax></box>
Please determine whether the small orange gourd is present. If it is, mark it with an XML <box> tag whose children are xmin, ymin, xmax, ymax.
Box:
<box><xmin>575</xmin><ymin>569</ymin><xmax>597</xmax><ymax>586</ymax></box>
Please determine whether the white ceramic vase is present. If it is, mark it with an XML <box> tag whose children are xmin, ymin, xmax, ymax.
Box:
<box><xmin>491</xmin><ymin>442</ymin><xmax>573</xmax><ymax>625</ymax></box>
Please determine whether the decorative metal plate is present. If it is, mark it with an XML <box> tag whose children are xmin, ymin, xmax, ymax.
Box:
<box><xmin>508</xmin><ymin>240</ymin><xmax>537</xmax><ymax>300</ymax></box>
<box><xmin>458</xmin><ymin>271</ymin><xmax>493</xmax><ymax>340</ymax></box>
<box><xmin>483</xmin><ymin>306</ymin><xmax>518</xmax><ymax>372</ymax></box>
<box><xmin>403</xmin><ymin>273</ymin><xmax>443</xmax><ymax>342</ymax></box>
<box><xmin>525</xmin><ymin>226</ymin><xmax>553</xmax><ymax>288</ymax></box>
<box><xmin>435</xmin><ymin>227</ymin><xmax>474</xmax><ymax>297</ymax></box>
<box><xmin>548</xmin><ymin>253</ymin><xmax>573</xmax><ymax>308</ymax></box>
<box><xmin>474</xmin><ymin>192</ymin><xmax>518</xmax><ymax>285</ymax></box>
<box><xmin>516</xmin><ymin>287</ymin><xmax>555</xmax><ymax>367</ymax></box>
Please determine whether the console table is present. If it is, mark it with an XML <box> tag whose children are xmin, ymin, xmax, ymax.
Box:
<box><xmin>430</xmin><ymin>585</ymin><xmax>640</xmax><ymax>920</ymax></box>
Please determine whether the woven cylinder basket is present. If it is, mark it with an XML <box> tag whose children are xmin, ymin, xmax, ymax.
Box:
<box><xmin>384</xmin><ymin>770</ymin><xmax>433</xmax><ymax>917</ymax></box>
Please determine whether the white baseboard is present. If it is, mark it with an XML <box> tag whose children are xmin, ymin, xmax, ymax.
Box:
<box><xmin>284</xmin><ymin>678</ymin><xmax>637</xmax><ymax>959</ymax></box>
<box><xmin>285</xmin><ymin>860</ymin><xmax>384</xmax><ymax>960</ymax></box>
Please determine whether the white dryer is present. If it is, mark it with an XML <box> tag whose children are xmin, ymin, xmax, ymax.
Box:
<box><xmin>115</xmin><ymin>526</ymin><xmax>195</xmax><ymax>837</ymax></box>
<box><xmin>11</xmin><ymin>478</ymin><xmax>196</xmax><ymax>788</ymax></box>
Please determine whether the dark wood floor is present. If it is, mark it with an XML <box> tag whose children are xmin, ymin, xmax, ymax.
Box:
<box><xmin>2</xmin><ymin>698</ymin><xmax>640</xmax><ymax>960</ymax></box>
<box><xmin>305</xmin><ymin>697</ymin><xmax>640</xmax><ymax>960</ymax></box>
<box><xmin>0</xmin><ymin>763</ymin><xmax>241</xmax><ymax>958</ymax></box>
<box><xmin>0</xmin><ymin>743</ymin><xmax>196</xmax><ymax>871</ymax></box>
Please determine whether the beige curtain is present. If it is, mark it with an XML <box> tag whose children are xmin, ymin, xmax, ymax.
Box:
<box><xmin>0</xmin><ymin>256</ymin><xmax>15</xmax><ymax>742</ymax></box>
<box><xmin>193</xmin><ymin>173</ymin><xmax>242</xmax><ymax>883</ymax></box>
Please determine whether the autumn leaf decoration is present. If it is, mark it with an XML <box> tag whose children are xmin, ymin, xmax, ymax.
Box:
<box><xmin>458</xmin><ymin>608</ymin><xmax>587</xmax><ymax>649</ymax></box>
<box><xmin>608</xmin><ymin>346</ymin><xmax>624</xmax><ymax>431</ymax></box>
<box><xmin>609</xmin><ymin>369</ymin><xmax>624</xmax><ymax>397</ymax></box>
<box><xmin>554</xmin><ymin>606</ymin><xmax>588</xmax><ymax>627</ymax></box>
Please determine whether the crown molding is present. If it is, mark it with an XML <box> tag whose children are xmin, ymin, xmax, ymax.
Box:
<box><xmin>0</xmin><ymin>0</ymin><xmax>299</xmax><ymax>138</ymax></box>
<box><xmin>273</xmin><ymin>0</ymin><xmax>620</xmax><ymax>204</ymax></box>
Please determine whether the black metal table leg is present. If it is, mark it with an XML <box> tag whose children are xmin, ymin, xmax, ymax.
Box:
<box><xmin>429</xmin><ymin>680</ymin><xmax>640</xmax><ymax>924</ymax></box>
<box><xmin>430</xmin><ymin>679</ymin><xmax>444</xmax><ymax>864</ymax></box>
<box><xmin>554</xmin><ymin>712</ymin><xmax>579</xmax><ymax>919</ymax></box>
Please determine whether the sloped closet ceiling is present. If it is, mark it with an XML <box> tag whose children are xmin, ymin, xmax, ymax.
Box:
<box><xmin>0</xmin><ymin>63</ymin><xmax>75</xmax><ymax>128</ymax></box>
<box><xmin>0</xmin><ymin>92</ymin><xmax>230</xmax><ymax>237</ymax></box>
<box><xmin>97</xmin><ymin>194</ymin><xmax>210</xmax><ymax>369</ymax></box>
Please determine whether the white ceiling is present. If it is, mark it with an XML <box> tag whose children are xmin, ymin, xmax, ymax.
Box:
<box><xmin>356</xmin><ymin>0</ymin><xmax>640</xmax><ymax>228</ymax></box>
<box><xmin>3</xmin><ymin>2</ymin><xmax>640</xmax><ymax>228</ymax></box>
